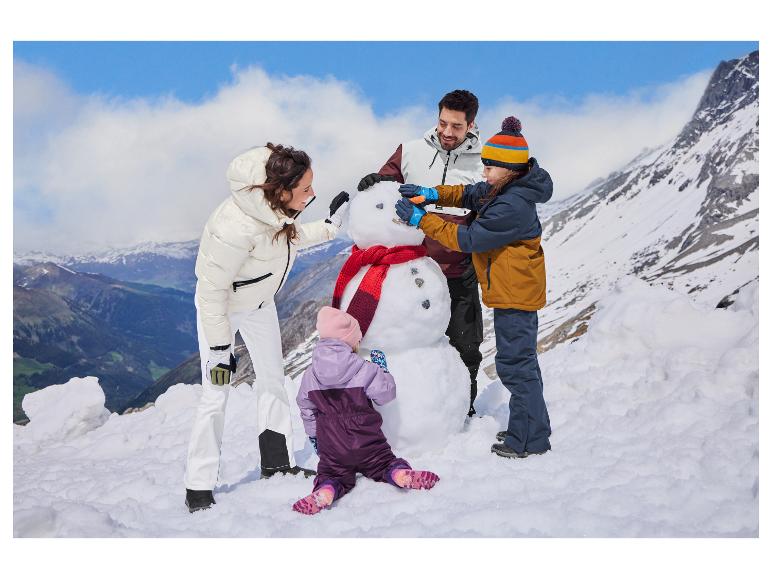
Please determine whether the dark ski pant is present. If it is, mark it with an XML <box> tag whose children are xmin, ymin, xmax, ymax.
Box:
<box><xmin>446</xmin><ymin>270</ymin><xmax>484</xmax><ymax>409</ymax></box>
<box><xmin>312</xmin><ymin>422</ymin><xmax>410</xmax><ymax>502</ymax></box>
<box><xmin>494</xmin><ymin>308</ymin><xmax>551</xmax><ymax>454</ymax></box>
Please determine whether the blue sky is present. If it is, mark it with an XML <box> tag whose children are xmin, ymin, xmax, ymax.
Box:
<box><xmin>13</xmin><ymin>41</ymin><xmax>759</xmax><ymax>253</ymax></box>
<box><xmin>14</xmin><ymin>41</ymin><xmax>758</xmax><ymax>115</ymax></box>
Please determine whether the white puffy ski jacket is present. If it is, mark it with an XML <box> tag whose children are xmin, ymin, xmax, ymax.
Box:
<box><xmin>195</xmin><ymin>146</ymin><xmax>339</xmax><ymax>347</ymax></box>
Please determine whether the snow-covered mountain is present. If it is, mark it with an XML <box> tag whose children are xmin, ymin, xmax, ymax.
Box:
<box><xmin>533</xmin><ymin>50</ymin><xmax>758</xmax><ymax>354</ymax></box>
<box><xmin>15</xmin><ymin>240</ymin><xmax>201</xmax><ymax>293</ymax></box>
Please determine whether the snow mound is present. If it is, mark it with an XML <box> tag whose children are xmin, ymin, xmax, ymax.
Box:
<box><xmin>13</xmin><ymin>280</ymin><xmax>757</xmax><ymax>537</ymax></box>
<box><xmin>21</xmin><ymin>377</ymin><xmax>111</xmax><ymax>443</ymax></box>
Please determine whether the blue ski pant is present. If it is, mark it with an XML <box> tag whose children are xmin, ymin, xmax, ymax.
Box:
<box><xmin>494</xmin><ymin>308</ymin><xmax>552</xmax><ymax>454</ymax></box>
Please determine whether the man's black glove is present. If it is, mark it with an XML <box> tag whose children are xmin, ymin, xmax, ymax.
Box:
<box><xmin>357</xmin><ymin>173</ymin><xmax>397</xmax><ymax>192</ymax></box>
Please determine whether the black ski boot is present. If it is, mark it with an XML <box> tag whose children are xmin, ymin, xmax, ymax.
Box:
<box><xmin>261</xmin><ymin>465</ymin><xmax>317</xmax><ymax>479</ymax></box>
<box><xmin>185</xmin><ymin>489</ymin><xmax>215</xmax><ymax>513</ymax></box>
<box><xmin>491</xmin><ymin>442</ymin><xmax>550</xmax><ymax>459</ymax></box>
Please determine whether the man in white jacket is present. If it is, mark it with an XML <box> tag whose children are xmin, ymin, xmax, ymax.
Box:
<box><xmin>357</xmin><ymin>90</ymin><xmax>485</xmax><ymax>417</ymax></box>
<box><xmin>185</xmin><ymin>143</ymin><xmax>349</xmax><ymax>512</ymax></box>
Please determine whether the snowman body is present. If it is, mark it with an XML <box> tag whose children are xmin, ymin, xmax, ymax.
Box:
<box><xmin>339</xmin><ymin>182</ymin><xmax>468</xmax><ymax>454</ymax></box>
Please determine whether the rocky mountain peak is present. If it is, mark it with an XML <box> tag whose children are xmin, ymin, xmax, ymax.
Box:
<box><xmin>674</xmin><ymin>50</ymin><xmax>759</xmax><ymax>151</ymax></box>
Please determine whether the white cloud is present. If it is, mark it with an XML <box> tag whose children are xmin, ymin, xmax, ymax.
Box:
<box><xmin>13</xmin><ymin>60</ymin><xmax>710</xmax><ymax>254</ymax></box>
<box><xmin>476</xmin><ymin>71</ymin><xmax>712</xmax><ymax>198</ymax></box>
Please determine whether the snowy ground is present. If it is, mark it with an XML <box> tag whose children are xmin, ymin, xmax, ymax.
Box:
<box><xmin>13</xmin><ymin>278</ymin><xmax>758</xmax><ymax>537</ymax></box>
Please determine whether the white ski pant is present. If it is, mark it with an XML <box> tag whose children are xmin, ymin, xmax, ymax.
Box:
<box><xmin>184</xmin><ymin>302</ymin><xmax>295</xmax><ymax>490</ymax></box>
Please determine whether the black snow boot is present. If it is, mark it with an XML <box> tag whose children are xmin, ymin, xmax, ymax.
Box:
<box><xmin>185</xmin><ymin>489</ymin><xmax>215</xmax><ymax>513</ymax></box>
<box><xmin>261</xmin><ymin>465</ymin><xmax>316</xmax><ymax>479</ymax></box>
<box><xmin>491</xmin><ymin>442</ymin><xmax>550</xmax><ymax>459</ymax></box>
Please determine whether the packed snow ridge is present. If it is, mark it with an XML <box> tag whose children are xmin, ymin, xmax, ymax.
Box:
<box><xmin>14</xmin><ymin>278</ymin><xmax>758</xmax><ymax>537</ymax></box>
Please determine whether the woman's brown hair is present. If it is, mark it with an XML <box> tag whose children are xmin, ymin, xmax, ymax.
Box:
<box><xmin>247</xmin><ymin>142</ymin><xmax>312</xmax><ymax>243</ymax></box>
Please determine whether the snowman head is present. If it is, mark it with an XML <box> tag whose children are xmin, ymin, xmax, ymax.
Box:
<box><xmin>347</xmin><ymin>181</ymin><xmax>425</xmax><ymax>249</ymax></box>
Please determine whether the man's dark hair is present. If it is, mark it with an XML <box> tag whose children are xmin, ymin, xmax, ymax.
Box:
<box><xmin>438</xmin><ymin>90</ymin><xmax>479</xmax><ymax>124</ymax></box>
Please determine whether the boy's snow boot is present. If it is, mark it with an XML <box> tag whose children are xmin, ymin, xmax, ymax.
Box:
<box><xmin>262</xmin><ymin>465</ymin><xmax>316</xmax><ymax>479</ymax></box>
<box><xmin>185</xmin><ymin>489</ymin><xmax>215</xmax><ymax>513</ymax></box>
<box><xmin>292</xmin><ymin>484</ymin><xmax>335</xmax><ymax>515</ymax></box>
<box><xmin>491</xmin><ymin>443</ymin><xmax>550</xmax><ymax>459</ymax></box>
<box><xmin>391</xmin><ymin>469</ymin><xmax>440</xmax><ymax>490</ymax></box>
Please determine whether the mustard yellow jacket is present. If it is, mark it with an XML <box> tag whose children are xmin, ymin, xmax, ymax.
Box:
<box><xmin>417</xmin><ymin>161</ymin><xmax>553</xmax><ymax>310</ymax></box>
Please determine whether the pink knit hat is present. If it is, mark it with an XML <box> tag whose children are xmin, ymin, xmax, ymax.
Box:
<box><xmin>316</xmin><ymin>306</ymin><xmax>362</xmax><ymax>349</ymax></box>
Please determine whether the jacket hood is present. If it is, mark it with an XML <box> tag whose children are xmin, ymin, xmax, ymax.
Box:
<box><xmin>423</xmin><ymin>126</ymin><xmax>482</xmax><ymax>156</ymax></box>
<box><xmin>226</xmin><ymin>146</ymin><xmax>296</xmax><ymax>227</ymax></box>
<box><xmin>310</xmin><ymin>338</ymin><xmax>366</xmax><ymax>386</ymax></box>
<box><xmin>502</xmin><ymin>158</ymin><xmax>553</xmax><ymax>204</ymax></box>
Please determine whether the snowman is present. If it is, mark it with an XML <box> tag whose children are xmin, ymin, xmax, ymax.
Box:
<box><xmin>334</xmin><ymin>181</ymin><xmax>469</xmax><ymax>454</ymax></box>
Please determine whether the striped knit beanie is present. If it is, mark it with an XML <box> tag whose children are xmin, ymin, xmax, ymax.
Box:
<box><xmin>481</xmin><ymin>116</ymin><xmax>529</xmax><ymax>171</ymax></box>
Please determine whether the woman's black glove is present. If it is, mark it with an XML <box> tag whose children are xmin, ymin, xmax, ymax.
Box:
<box><xmin>326</xmin><ymin>191</ymin><xmax>350</xmax><ymax>227</ymax></box>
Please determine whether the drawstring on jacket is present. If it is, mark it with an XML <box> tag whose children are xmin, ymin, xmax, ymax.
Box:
<box><xmin>428</xmin><ymin>149</ymin><xmax>440</xmax><ymax>170</ymax></box>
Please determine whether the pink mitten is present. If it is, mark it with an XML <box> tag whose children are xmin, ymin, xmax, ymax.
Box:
<box><xmin>391</xmin><ymin>469</ymin><xmax>440</xmax><ymax>490</ymax></box>
<box><xmin>292</xmin><ymin>484</ymin><xmax>335</xmax><ymax>515</ymax></box>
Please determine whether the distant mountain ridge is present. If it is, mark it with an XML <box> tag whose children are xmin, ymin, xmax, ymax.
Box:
<box><xmin>13</xmin><ymin>263</ymin><xmax>197</xmax><ymax>421</ymax></box>
<box><xmin>15</xmin><ymin>240</ymin><xmax>200</xmax><ymax>293</ymax></box>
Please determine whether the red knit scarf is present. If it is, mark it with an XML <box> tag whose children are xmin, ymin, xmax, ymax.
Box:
<box><xmin>332</xmin><ymin>244</ymin><xmax>428</xmax><ymax>337</ymax></box>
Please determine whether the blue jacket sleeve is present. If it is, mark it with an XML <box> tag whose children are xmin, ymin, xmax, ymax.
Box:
<box><xmin>456</xmin><ymin>195</ymin><xmax>542</xmax><ymax>253</ymax></box>
<box><xmin>460</xmin><ymin>182</ymin><xmax>491</xmax><ymax>211</ymax></box>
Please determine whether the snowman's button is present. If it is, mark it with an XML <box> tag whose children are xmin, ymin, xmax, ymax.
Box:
<box><xmin>376</xmin><ymin>203</ymin><xmax>384</xmax><ymax>209</ymax></box>
<box><xmin>410</xmin><ymin>267</ymin><xmax>419</xmax><ymax>275</ymax></box>
<box><xmin>415</xmin><ymin>278</ymin><xmax>424</xmax><ymax>287</ymax></box>
<box><xmin>422</xmin><ymin>300</ymin><xmax>430</xmax><ymax>309</ymax></box>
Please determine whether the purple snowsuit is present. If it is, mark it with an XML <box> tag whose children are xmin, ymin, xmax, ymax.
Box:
<box><xmin>296</xmin><ymin>338</ymin><xmax>410</xmax><ymax>500</ymax></box>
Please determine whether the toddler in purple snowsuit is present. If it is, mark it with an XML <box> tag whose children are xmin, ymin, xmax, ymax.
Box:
<box><xmin>292</xmin><ymin>306</ymin><xmax>439</xmax><ymax>515</ymax></box>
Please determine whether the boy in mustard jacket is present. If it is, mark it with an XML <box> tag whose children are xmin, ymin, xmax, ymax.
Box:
<box><xmin>395</xmin><ymin>116</ymin><xmax>552</xmax><ymax>458</ymax></box>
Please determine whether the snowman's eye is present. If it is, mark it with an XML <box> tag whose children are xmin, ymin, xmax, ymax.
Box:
<box><xmin>376</xmin><ymin>203</ymin><xmax>384</xmax><ymax>210</ymax></box>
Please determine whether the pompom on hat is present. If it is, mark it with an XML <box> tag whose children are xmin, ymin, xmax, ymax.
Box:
<box><xmin>481</xmin><ymin>116</ymin><xmax>530</xmax><ymax>171</ymax></box>
<box><xmin>316</xmin><ymin>306</ymin><xmax>363</xmax><ymax>349</ymax></box>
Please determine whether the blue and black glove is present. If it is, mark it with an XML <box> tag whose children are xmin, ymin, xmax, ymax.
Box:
<box><xmin>395</xmin><ymin>197</ymin><xmax>426</xmax><ymax>227</ymax></box>
<box><xmin>309</xmin><ymin>436</ymin><xmax>318</xmax><ymax>454</ymax></box>
<box><xmin>370</xmin><ymin>349</ymin><xmax>389</xmax><ymax>373</ymax></box>
<box><xmin>398</xmin><ymin>184</ymin><xmax>438</xmax><ymax>207</ymax></box>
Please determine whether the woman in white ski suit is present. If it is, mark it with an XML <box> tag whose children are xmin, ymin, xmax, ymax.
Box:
<box><xmin>184</xmin><ymin>144</ymin><xmax>348</xmax><ymax>510</ymax></box>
